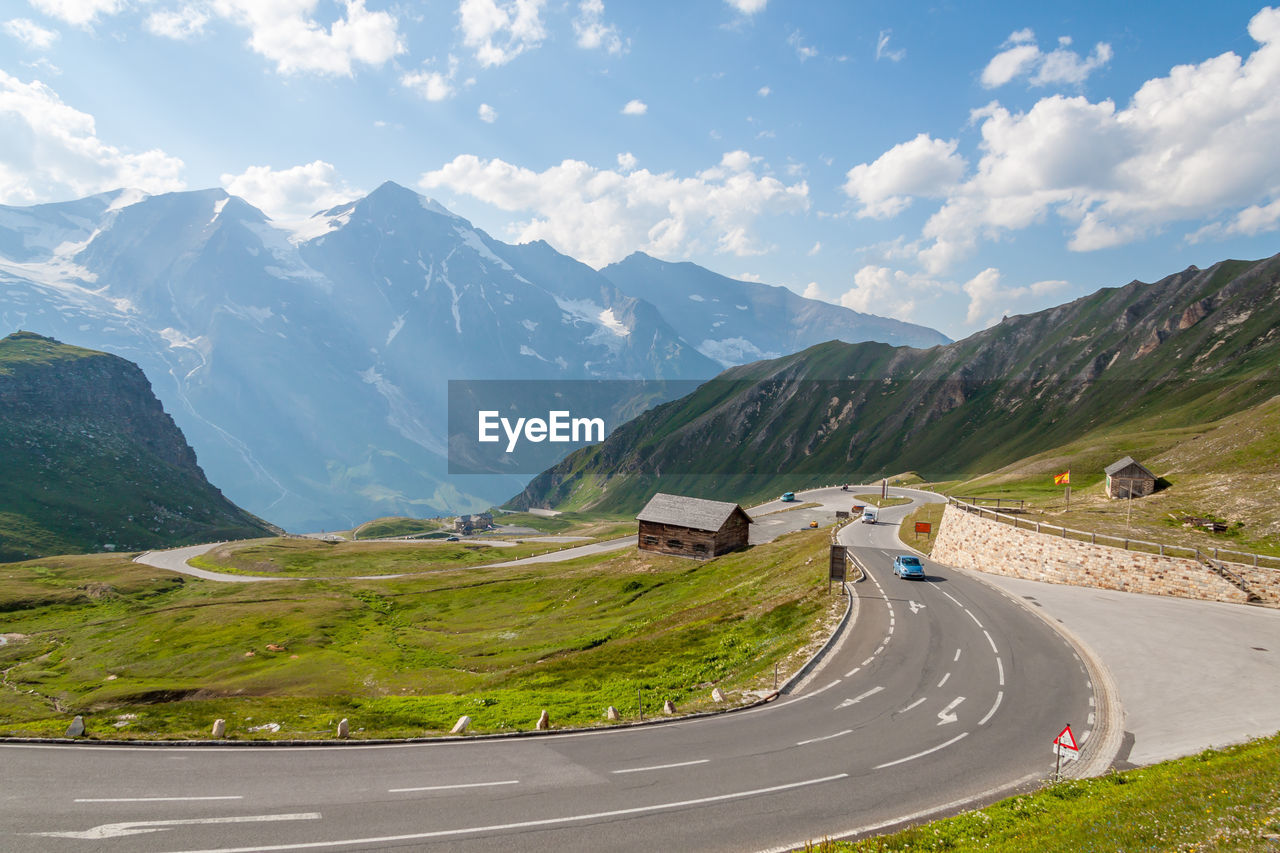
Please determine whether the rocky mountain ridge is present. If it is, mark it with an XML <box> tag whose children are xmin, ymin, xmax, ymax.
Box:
<box><xmin>511</xmin><ymin>253</ymin><xmax>1280</xmax><ymax>513</ymax></box>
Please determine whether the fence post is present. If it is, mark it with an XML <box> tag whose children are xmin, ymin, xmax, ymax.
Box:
<box><xmin>1159</xmin><ymin>544</ymin><xmax>1164</xmax><ymax>556</ymax></box>
<box><xmin>1091</xmin><ymin>532</ymin><xmax>1096</xmax><ymax>545</ymax></box>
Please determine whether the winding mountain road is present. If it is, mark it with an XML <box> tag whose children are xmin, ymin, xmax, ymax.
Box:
<box><xmin>3</xmin><ymin>488</ymin><xmax>1103</xmax><ymax>852</ymax></box>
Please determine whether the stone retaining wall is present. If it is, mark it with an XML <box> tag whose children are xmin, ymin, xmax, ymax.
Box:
<box><xmin>933</xmin><ymin>504</ymin><xmax>1279</xmax><ymax>606</ymax></box>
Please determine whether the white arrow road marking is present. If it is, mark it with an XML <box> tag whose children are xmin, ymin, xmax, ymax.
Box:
<box><xmin>908</xmin><ymin>600</ymin><xmax>926</xmax><ymax>615</ymax></box>
<box><xmin>837</xmin><ymin>685</ymin><xmax>884</xmax><ymax>709</ymax></box>
<box><xmin>33</xmin><ymin>813</ymin><xmax>320</xmax><ymax>840</ymax></box>
<box><xmin>936</xmin><ymin>696</ymin><xmax>965</xmax><ymax>726</ymax></box>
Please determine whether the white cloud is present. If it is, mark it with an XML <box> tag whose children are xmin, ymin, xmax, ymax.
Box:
<box><xmin>621</xmin><ymin>98</ymin><xmax>647</xmax><ymax>115</ymax></box>
<box><xmin>843</xmin><ymin>133</ymin><xmax>967</xmax><ymax>219</ymax></box>
<box><xmin>757</xmin><ymin>85</ymin><xmax>771</xmax><ymax>97</ymax></box>
<box><xmin>145</xmin><ymin>6</ymin><xmax>211</xmax><ymax>40</ymax></box>
<box><xmin>788</xmin><ymin>30</ymin><xmax>817</xmax><ymax>61</ymax></box>
<box><xmin>418</xmin><ymin>150</ymin><xmax>809</xmax><ymax>268</ymax></box>
<box><xmin>801</xmin><ymin>281</ymin><xmax>823</xmax><ymax>299</ymax></box>
<box><xmin>736</xmin><ymin>271</ymin><xmax>763</xmax><ymax>282</ymax></box>
<box><xmin>0</xmin><ymin>70</ymin><xmax>185</xmax><ymax>204</ymax></box>
<box><xmin>5</xmin><ymin>18</ymin><xmax>59</xmax><ymax>48</ymax></box>
<box><xmin>837</xmin><ymin>265</ymin><xmax>951</xmax><ymax>321</ymax></box>
<box><xmin>959</xmin><ymin>269</ymin><xmax>1068</xmax><ymax>325</ymax></box>
<box><xmin>981</xmin><ymin>28</ymin><xmax>1112</xmax><ymax>89</ymax></box>
<box><xmin>402</xmin><ymin>55</ymin><xmax>459</xmax><ymax>101</ymax></box>
<box><xmin>874</xmin><ymin>6</ymin><xmax>1280</xmax><ymax>274</ymax></box>
<box><xmin>725</xmin><ymin>0</ymin><xmax>766</xmax><ymax>14</ymax></box>
<box><xmin>808</xmin><ymin>241</ymin><xmax>821</xmax><ymax>255</ymax></box>
<box><xmin>477</xmin><ymin>103</ymin><xmax>497</xmax><ymax>123</ymax></box>
<box><xmin>616</xmin><ymin>151</ymin><xmax>637</xmax><ymax>171</ymax></box>
<box><xmin>220</xmin><ymin>160</ymin><xmax>362</xmax><ymax>222</ymax></box>
<box><xmin>210</xmin><ymin>0</ymin><xmax>405</xmax><ymax>76</ymax></box>
<box><xmin>573</xmin><ymin>0</ymin><xmax>624</xmax><ymax>55</ymax></box>
<box><xmin>458</xmin><ymin>0</ymin><xmax>546</xmax><ymax>68</ymax></box>
<box><xmin>875</xmin><ymin>29</ymin><xmax>904</xmax><ymax>62</ymax></box>
<box><xmin>28</xmin><ymin>0</ymin><xmax>123</xmax><ymax>27</ymax></box>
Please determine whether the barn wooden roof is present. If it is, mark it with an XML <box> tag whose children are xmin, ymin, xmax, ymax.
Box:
<box><xmin>636</xmin><ymin>493</ymin><xmax>751</xmax><ymax>532</ymax></box>
<box><xmin>1105</xmin><ymin>456</ymin><xmax>1156</xmax><ymax>478</ymax></box>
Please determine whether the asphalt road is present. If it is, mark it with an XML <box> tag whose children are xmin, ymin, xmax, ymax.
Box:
<box><xmin>5</xmin><ymin>488</ymin><xmax>1095</xmax><ymax>852</ymax></box>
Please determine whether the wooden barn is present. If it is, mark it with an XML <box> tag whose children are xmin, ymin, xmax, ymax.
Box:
<box><xmin>636</xmin><ymin>493</ymin><xmax>752</xmax><ymax>559</ymax></box>
<box><xmin>1105</xmin><ymin>457</ymin><xmax>1157</xmax><ymax>499</ymax></box>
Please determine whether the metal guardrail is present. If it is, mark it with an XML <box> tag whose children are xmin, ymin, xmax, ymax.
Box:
<box><xmin>946</xmin><ymin>497</ymin><xmax>1280</xmax><ymax>573</ymax></box>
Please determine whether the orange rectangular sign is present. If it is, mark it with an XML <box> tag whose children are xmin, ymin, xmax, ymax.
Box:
<box><xmin>914</xmin><ymin>522</ymin><xmax>932</xmax><ymax>534</ymax></box>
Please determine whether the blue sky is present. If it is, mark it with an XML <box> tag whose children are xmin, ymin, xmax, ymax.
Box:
<box><xmin>3</xmin><ymin>0</ymin><xmax>1279</xmax><ymax>340</ymax></box>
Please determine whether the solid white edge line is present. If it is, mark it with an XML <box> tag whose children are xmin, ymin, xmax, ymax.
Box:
<box><xmin>389</xmin><ymin>780</ymin><xmax>520</xmax><ymax>792</ymax></box>
<box><xmin>158</xmin><ymin>775</ymin><xmax>851</xmax><ymax>853</ymax></box>
<box><xmin>74</xmin><ymin>796</ymin><xmax>244</xmax><ymax>803</ymax></box>
<box><xmin>978</xmin><ymin>691</ymin><xmax>1003</xmax><ymax>726</ymax></box>
<box><xmin>797</xmin><ymin>729</ymin><xmax>853</xmax><ymax>746</ymax></box>
<box><xmin>611</xmin><ymin>759</ymin><xmax>709</xmax><ymax>775</ymax></box>
<box><xmin>874</xmin><ymin>732</ymin><xmax>969</xmax><ymax>769</ymax></box>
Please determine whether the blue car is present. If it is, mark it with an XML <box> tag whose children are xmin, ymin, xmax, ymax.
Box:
<box><xmin>781</xmin><ymin>492</ymin><xmax>796</xmax><ymax>502</ymax></box>
<box><xmin>893</xmin><ymin>555</ymin><xmax>926</xmax><ymax>580</ymax></box>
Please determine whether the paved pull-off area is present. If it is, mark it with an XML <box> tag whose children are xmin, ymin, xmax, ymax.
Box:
<box><xmin>975</xmin><ymin>572</ymin><xmax>1280</xmax><ymax>766</ymax></box>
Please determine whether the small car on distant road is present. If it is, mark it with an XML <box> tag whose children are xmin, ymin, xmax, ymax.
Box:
<box><xmin>893</xmin><ymin>555</ymin><xmax>926</xmax><ymax>580</ymax></box>
<box><xmin>808</xmin><ymin>520</ymin><xmax>818</xmax><ymax>528</ymax></box>
<box><xmin>861</xmin><ymin>508</ymin><xmax>877</xmax><ymax>523</ymax></box>
<box><xmin>781</xmin><ymin>492</ymin><xmax>796</xmax><ymax>502</ymax></box>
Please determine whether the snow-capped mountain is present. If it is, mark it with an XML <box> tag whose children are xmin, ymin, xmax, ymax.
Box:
<box><xmin>0</xmin><ymin>181</ymin><xmax>947</xmax><ymax>531</ymax></box>
<box><xmin>600</xmin><ymin>252</ymin><xmax>950</xmax><ymax>366</ymax></box>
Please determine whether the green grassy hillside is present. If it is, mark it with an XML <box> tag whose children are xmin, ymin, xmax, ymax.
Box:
<box><xmin>0</xmin><ymin>529</ymin><xmax>842</xmax><ymax>739</ymax></box>
<box><xmin>512</xmin><ymin>254</ymin><xmax>1280</xmax><ymax>517</ymax></box>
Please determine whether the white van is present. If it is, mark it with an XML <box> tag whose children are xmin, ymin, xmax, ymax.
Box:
<box><xmin>861</xmin><ymin>508</ymin><xmax>877</xmax><ymax>524</ymax></box>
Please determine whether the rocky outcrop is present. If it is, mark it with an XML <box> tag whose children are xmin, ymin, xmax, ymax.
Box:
<box><xmin>0</xmin><ymin>331</ymin><xmax>277</xmax><ymax>561</ymax></box>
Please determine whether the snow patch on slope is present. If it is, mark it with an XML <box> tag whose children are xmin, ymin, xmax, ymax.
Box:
<box><xmin>359</xmin><ymin>366</ymin><xmax>446</xmax><ymax>456</ymax></box>
<box><xmin>697</xmin><ymin>337</ymin><xmax>778</xmax><ymax>367</ymax></box>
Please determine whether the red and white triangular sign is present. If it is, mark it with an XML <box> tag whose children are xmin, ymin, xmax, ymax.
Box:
<box><xmin>1054</xmin><ymin>724</ymin><xmax>1079</xmax><ymax>751</ymax></box>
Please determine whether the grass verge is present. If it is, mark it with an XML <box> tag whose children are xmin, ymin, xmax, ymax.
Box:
<box><xmin>805</xmin><ymin>732</ymin><xmax>1280</xmax><ymax>852</ymax></box>
<box><xmin>896</xmin><ymin>503</ymin><xmax>945</xmax><ymax>557</ymax></box>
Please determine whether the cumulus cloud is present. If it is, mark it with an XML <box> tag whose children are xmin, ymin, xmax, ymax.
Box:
<box><xmin>801</xmin><ymin>281</ymin><xmax>823</xmax><ymax>300</ymax></box>
<box><xmin>0</xmin><ymin>70</ymin><xmax>185</xmax><ymax>204</ymax></box>
<box><xmin>402</xmin><ymin>55</ymin><xmax>459</xmax><ymax>101</ymax></box>
<box><xmin>621</xmin><ymin>98</ymin><xmax>647</xmax><ymax>115</ymax></box>
<box><xmin>573</xmin><ymin>0</ymin><xmax>624</xmax><ymax>54</ymax></box>
<box><xmin>757</xmin><ymin>86</ymin><xmax>771</xmax><ymax>97</ymax></box>
<box><xmin>860</xmin><ymin>7</ymin><xmax>1280</xmax><ymax>275</ymax></box>
<box><xmin>206</xmin><ymin>0</ymin><xmax>405</xmax><ymax>76</ymax></box>
<box><xmin>220</xmin><ymin>160</ymin><xmax>362</xmax><ymax>222</ymax></box>
<box><xmin>458</xmin><ymin>0</ymin><xmax>546</xmax><ymax>68</ymax></box>
<box><xmin>725</xmin><ymin>0</ymin><xmax>766</xmax><ymax>14</ymax></box>
<box><xmin>477</xmin><ymin>102</ymin><xmax>497</xmax><ymax>122</ymax></box>
<box><xmin>28</xmin><ymin>0</ymin><xmax>124</xmax><ymax>27</ymax></box>
<box><xmin>5</xmin><ymin>18</ymin><xmax>59</xmax><ymax>49</ymax></box>
<box><xmin>843</xmin><ymin>133</ymin><xmax>967</xmax><ymax>219</ymax></box>
<box><xmin>960</xmin><ymin>268</ymin><xmax>1069</xmax><ymax>325</ymax></box>
<box><xmin>616</xmin><ymin>151</ymin><xmax>637</xmax><ymax>171</ymax></box>
<box><xmin>418</xmin><ymin>150</ymin><xmax>809</xmax><ymax>268</ymax></box>
<box><xmin>875</xmin><ymin>29</ymin><xmax>904</xmax><ymax>62</ymax></box>
<box><xmin>837</xmin><ymin>265</ymin><xmax>948</xmax><ymax>321</ymax></box>
<box><xmin>981</xmin><ymin>28</ymin><xmax>1112</xmax><ymax>88</ymax></box>
<box><xmin>145</xmin><ymin>6</ymin><xmax>211</xmax><ymax>40</ymax></box>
